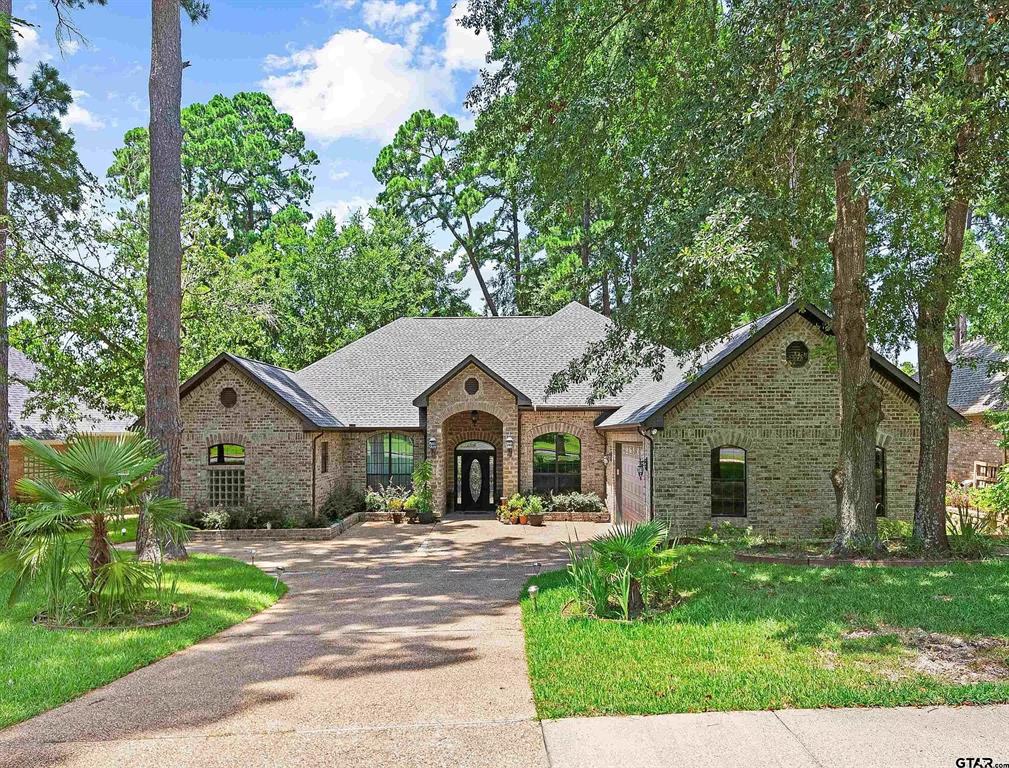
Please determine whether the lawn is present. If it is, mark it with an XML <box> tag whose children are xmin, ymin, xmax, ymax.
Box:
<box><xmin>521</xmin><ymin>544</ymin><xmax>1009</xmax><ymax>718</ymax></box>
<box><xmin>0</xmin><ymin>553</ymin><xmax>285</xmax><ymax>728</ymax></box>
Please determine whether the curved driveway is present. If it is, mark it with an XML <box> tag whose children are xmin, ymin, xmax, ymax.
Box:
<box><xmin>1</xmin><ymin>519</ymin><xmax>599</xmax><ymax>768</ymax></box>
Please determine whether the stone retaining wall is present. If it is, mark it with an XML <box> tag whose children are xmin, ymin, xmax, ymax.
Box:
<box><xmin>187</xmin><ymin>513</ymin><xmax>363</xmax><ymax>542</ymax></box>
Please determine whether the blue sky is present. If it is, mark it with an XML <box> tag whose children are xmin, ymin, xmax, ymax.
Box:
<box><xmin>18</xmin><ymin>0</ymin><xmax>488</xmax><ymax>287</ymax></box>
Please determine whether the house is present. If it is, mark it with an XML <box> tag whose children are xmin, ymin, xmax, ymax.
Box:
<box><xmin>9</xmin><ymin>347</ymin><xmax>133</xmax><ymax>493</ymax></box>
<box><xmin>178</xmin><ymin>301</ymin><xmax>938</xmax><ymax>536</ymax></box>
<box><xmin>947</xmin><ymin>338</ymin><xmax>1007</xmax><ymax>486</ymax></box>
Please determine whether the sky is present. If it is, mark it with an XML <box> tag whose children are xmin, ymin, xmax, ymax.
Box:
<box><xmin>17</xmin><ymin>0</ymin><xmax>490</xmax><ymax>303</ymax></box>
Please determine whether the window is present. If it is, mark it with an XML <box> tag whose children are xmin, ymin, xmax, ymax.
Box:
<box><xmin>208</xmin><ymin>444</ymin><xmax>245</xmax><ymax>465</ymax></box>
<box><xmin>366</xmin><ymin>433</ymin><xmax>414</xmax><ymax>489</ymax></box>
<box><xmin>532</xmin><ymin>432</ymin><xmax>581</xmax><ymax>493</ymax></box>
<box><xmin>208</xmin><ymin>443</ymin><xmax>245</xmax><ymax>506</ymax></box>
<box><xmin>875</xmin><ymin>447</ymin><xmax>886</xmax><ymax>517</ymax></box>
<box><xmin>711</xmin><ymin>446</ymin><xmax>746</xmax><ymax>517</ymax></box>
<box><xmin>321</xmin><ymin>441</ymin><xmax>329</xmax><ymax>474</ymax></box>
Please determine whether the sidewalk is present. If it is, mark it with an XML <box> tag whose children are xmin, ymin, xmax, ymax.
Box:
<box><xmin>543</xmin><ymin>704</ymin><xmax>1009</xmax><ymax>768</ymax></box>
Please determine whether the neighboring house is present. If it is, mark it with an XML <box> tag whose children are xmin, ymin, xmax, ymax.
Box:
<box><xmin>178</xmin><ymin>301</ymin><xmax>945</xmax><ymax>537</ymax></box>
<box><xmin>947</xmin><ymin>338</ymin><xmax>1008</xmax><ymax>486</ymax></box>
<box><xmin>9</xmin><ymin>347</ymin><xmax>133</xmax><ymax>493</ymax></box>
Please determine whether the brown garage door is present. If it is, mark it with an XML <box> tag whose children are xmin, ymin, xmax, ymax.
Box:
<box><xmin>616</xmin><ymin>442</ymin><xmax>649</xmax><ymax>525</ymax></box>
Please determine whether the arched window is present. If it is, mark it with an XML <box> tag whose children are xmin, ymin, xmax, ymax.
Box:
<box><xmin>711</xmin><ymin>446</ymin><xmax>746</xmax><ymax>517</ymax></box>
<box><xmin>208</xmin><ymin>443</ymin><xmax>245</xmax><ymax>506</ymax></box>
<box><xmin>532</xmin><ymin>432</ymin><xmax>581</xmax><ymax>493</ymax></box>
<box><xmin>367</xmin><ymin>433</ymin><xmax>414</xmax><ymax>489</ymax></box>
<box><xmin>875</xmin><ymin>447</ymin><xmax>886</xmax><ymax>517</ymax></box>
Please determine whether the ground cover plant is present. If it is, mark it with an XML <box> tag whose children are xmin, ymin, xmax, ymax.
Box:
<box><xmin>522</xmin><ymin>543</ymin><xmax>1009</xmax><ymax>718</ymax></box>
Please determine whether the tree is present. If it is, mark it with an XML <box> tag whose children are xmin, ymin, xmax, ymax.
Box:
<box><xmin>139</xmin><ymin>0</ymin><xmax>208</xmax><ymax>562</ymax></box>
<box><xmin>0</xmin><ymin>8</ymin><xmax>85</xmax><ymax>522</ymax></box>
<box><xmin>374</xmin><ymin>110</ymin><xmax>505</xmax><ymax>315</ymax></box>
<box><xmin>108</xmin><ymin>91</ymin><xmax>318</xmax><ymax>252</ymax></box>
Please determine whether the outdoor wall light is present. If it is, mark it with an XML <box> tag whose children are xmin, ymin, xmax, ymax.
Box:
<box><xmin>470</xmin><ymin>409</ymin><xmax>479</xmax><ymax>425</ymax></box>
<box><xmin>504</xmin><ymin>435</ymin><xmax>514</xmax><ymax>454</ymax></box>
<box><xmin>637</xmin><ymin>457</ymin><xmax>649</xmax><ymax>480</ymax></box>
<box><xmin>601</xmin><ymin>453</ymin><xmax>612</xmax><ymax>466</ymax></box>
<box><xmin>427</xmin><ymin>436</ymin><xmax>437</xmax><ymax>453</ymax></box>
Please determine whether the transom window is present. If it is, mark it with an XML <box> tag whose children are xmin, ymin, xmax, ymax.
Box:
<box><xmin>532</xmin><ymin>432</ymin><xmax>581</xmax><ymax>493</ymax></box>
<box><xmin>208</xmin><ymin>443</ymin><xmax>245</xmax><ymax>506</ymax></box>
<box><xmin>208</xmin><ymin>443</ymin><xmax>245</xmax><ymax>465</ymax></box>
<box><xmin>366</xmin><ymin>433</ymin><xmax>414</xmax><ymax>490</ymax></box>
<box><xmin>711</xmin><ymin>446</ymin><xmax>746</xmax><ymax>517</ymax></box>
<box><xmin>875</xmin><ymin>447</ymin><xmax>886</xmax><ymax>517</ymax></box>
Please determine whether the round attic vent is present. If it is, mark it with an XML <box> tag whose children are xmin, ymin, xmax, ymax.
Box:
<box><xmin>464</xmin><ymin>377</ymin><xmax>480</xmax><ymax>395</ymax></box>
<box><xmin>786</xmin><ymin>341</ymin><xmax>810</xmax><ymax>368</ymax></box>
<box><xmin>220</xmin><ymin>387</ymin><xmax>238</xmax><ymax>408</ymax></box>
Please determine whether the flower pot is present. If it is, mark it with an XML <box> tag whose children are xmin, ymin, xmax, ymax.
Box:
<box><xmin>519</xmin><ymin>515</ymin><xmax>528</xmax><ymax>525</ymax></box>
<box><xmin>527</xmin><ymin>514</ymin><xmax>544</xmax><ymax>527</ymax></box>
<box><xmin>510</xmin><ymin>517</ymin><xmax>519</xmax><ymax>525</ymax></box>
<box><xmin>391</xmin><ymin>512</ymin><xmax>404</xmax><ymax>524</ymax></box>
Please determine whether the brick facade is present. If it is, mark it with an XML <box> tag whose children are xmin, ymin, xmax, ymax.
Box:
<box><xmin>602</xmin><ymin>429</ymin><xmax>647</xmax><ymax>521</ymax></box>
<box><xmin>180</xmin><ymin>362</ymin><xmax>314</xmax><ymax>514</ymax></box>
<box><xmin>519</xmin><ymin>410</ymin><xmax>608</xmax><ymax>499</ymax></box>
<box><xmin>312</xmin><ymin>429</ymin><xmax>425</xmax><ymax>510</ymax></box>
<box><xmin>948</xmin><ymin>415</ymin><xmax>1007</xmax><ymax>483</ymax></box>
<box><xmin>651</xmin><ymin>314</ymin><xmax>920</xmax><ymax>537</ymax></box>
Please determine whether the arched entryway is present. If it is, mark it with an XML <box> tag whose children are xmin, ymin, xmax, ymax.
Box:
<box><xmin>454</xmin><ymin>440</ymin><xmax>497</xmax><ymax>512</ymax></box>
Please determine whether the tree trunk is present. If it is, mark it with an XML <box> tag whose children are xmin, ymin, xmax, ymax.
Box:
<box><xmin>88</xmin><ymin>512</ymin><xmax>111</xmax><ymax>594</ymax></box>
<box><xmin>601</xmin><ymin>269</ymin><xmax>611</xmax><ymax>317</ymax></box>
<box><xmin>579</xmin><ymin>200</ymin><xmax>591</xmax><ymax>307</ymax></box>
<box><xmin>953</xmin><ymin>315</ymin><xmax>968</xmax><ymax>348</ymax></box>
<box><xmin>829</xmin><ymin>161</ymin><xmax>881</xmax><ymax>554</ymax></box>
<box><xmin>0</xmin><ymin>0</ymin><xmax>11</xmax><ymax>525</ymax></box>
<box><xmin>511</xmin><ymin>198</ymin><xmax>522</xmax><ymax>313</ymax></box>
<box><xmin>139</xmin><ymin>0</ymin><xmax>186</xmax><ymax>561</ymax></box>
<box><xmin>913</xmin><ymin>65</ymin><xmax>982</xmax><ymax>551</ymax></box>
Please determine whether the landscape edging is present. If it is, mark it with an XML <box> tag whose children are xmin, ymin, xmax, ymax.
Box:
<box><xmin>734</xmin><ymin>551</ymin><xmax>980</xmax><ymax>568</ymax></box>
<box><xmin>187</xmin><ymin>511</ymin><xmax>364</xmax><ymax>542</ymax></box>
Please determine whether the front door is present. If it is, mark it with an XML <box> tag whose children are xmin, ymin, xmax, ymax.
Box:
<box><xmin>455</xmin><ymin>443</ymin><xmax>496</xmax><ymax>512</ymax></box>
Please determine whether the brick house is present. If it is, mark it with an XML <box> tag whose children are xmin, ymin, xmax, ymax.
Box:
<box><xmin>178</xmin><ymin>301</ymin><xmax>945</xmax><ymax>536</ymax></box>
<box><xmin>9</xmin><ymin>347</ymin><xmax>132</xmax><ymax>494</ymax></box>
<box><xmin>947</xmin><ymin>338</ymin><xmax>1007</xmax><ymax>487</ymax></box>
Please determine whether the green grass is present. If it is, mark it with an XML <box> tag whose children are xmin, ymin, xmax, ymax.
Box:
<box><xmin>0</xmin><ymin>553</ymin><xmax>285</xmax><ymax>728</ymax></box>
<box><xmin>521</xmin><ymin>544</ymin><xmax>1009</xmax><ymax>718</ymax></box>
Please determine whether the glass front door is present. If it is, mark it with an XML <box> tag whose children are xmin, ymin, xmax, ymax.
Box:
<box><xmin>454</xmin><ymin>441</ymin><xmax>496</xmax><ymax>512</ymax></box>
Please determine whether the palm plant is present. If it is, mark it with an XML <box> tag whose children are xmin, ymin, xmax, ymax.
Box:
<box><xmin>588</xmin><ymin>521</ymin><xmax>677</xmax><ymax>618</ymax></box>
<box><xmin>0</xmin><ymin>433</ymin><xmax>187</xmax><ymax>623</ymax></box>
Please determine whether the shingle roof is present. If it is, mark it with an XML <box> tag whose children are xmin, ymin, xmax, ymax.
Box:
<box><xmin>948</xmin><ymin>339</ymin><xmax>1008</xmax><ymax>416</ymax></box>
<box><xmin>185</xmin><ymin>300</ymin><xmax>939</xmax><ymax>431</ymax></box>
<box><xmin>9</xmin><ymin>347</ymin><xmax>133</xmax><ymax>440</ymax></box>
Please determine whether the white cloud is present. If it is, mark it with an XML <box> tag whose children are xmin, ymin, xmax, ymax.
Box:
<box><xmin>63</xmin><ymin>90</ymin><xmax>106</xmax><ymax>131</ymax></box>
<box><xmin>262</xmin><ymin>29</ymin><xmax>454</xmax><ymax>143</ymax></box>
<box><xmin>13</xmin><ymin>25</ymin><xmax>53</xmax><ymax>80</ymax></box>
<box><xmin>443</xmin><ymin>0</ymin><xmax>489</xmax><ymax>71</ymax></box>
<box><xmin>312</xmin><ymin>195</ymin><xmax>374</xmax><ymax>224</ymax></box>
<box><xmin>362</xmin><ymin>0</ymin><xmax>432</xmax><ymax>48</ymax></box>
<box><xmin>61</xmin><ymin>39</ymin><xmax>83</xmax><ymax>56</ymax></box>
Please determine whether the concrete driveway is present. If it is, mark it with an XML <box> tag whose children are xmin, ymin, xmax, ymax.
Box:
<box><xmin>0</xmin><ymin>518</ymin><xmax>593</xmax><ymax>768</ymax></box>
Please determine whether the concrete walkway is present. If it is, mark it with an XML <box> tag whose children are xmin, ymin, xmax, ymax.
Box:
<box><xmin>4</xmin><ymin>518</ymin><xmax>1009</xmax><ymax>767</ymax></box>
<box><xmin>0</xmin><ymin>518</ymin><xmax>592</xmax><ymax>768</ymax></box>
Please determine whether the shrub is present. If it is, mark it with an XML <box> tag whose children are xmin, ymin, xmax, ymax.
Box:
<box><xmin>411</xmin><ymin>461</ymin><xmax>435</xmax><ymax>521</ymax></box>
<box><xmin>284</xmin><ymin>510</ymin><xmax>329</xmax><ymax>529</ymax></box>
<box><xmin>320</xmin><ymin>484</ymin><xmax>365</xmax><ymax>521</ymax></box>
<box><xmin>201</xmin><ymin>507</ymin><xmax>231</xmax><ymax>530</ymax></box>
<box><xmin>566</xmin><ymin>521</ymin><xmax>678</xmax><ymax>620</ymax></box>
<box><xmin>877</xmin><ymin>518</ymin><xmax>912</xmax><ymax>540</ymax></box>
<box><xmin>525</xmin><ymin>494</ymin><xmax>545</xmax><ymax>517</ymax></box>
<box><xmin>548</xmin><ymin>491</ymin><xmax>606</xmax><ymax>517</ymax></box>
<box><xmin>365</xmin><ymin>490</ymin><xmax>383</xmax><ymax>513</ymax></box>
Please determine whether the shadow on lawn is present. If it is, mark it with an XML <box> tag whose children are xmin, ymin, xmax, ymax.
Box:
<box><xmin>0</xmin><ymin>518</ymin><xmax>590</xmax><ymax>768</ymax></box>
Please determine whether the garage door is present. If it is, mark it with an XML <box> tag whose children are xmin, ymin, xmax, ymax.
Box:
<box><xmin>616</xmin><ymin>442</ymin><xmax>649</xmax><ymax>525</ymax></box>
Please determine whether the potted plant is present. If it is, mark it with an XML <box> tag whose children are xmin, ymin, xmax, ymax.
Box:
<box><xmin>526</xmin><ymin>494</ymin><xmax>545</xmax><ymax>527</ymax></box>
<box><xmin>403</xmin><ymin>495</ymin><xmax>419</xmax><ymax>523</ymax></box>
<box><xmin>388</xmin><ymin>497</ymin><xmax>405</xmax><ymax>524</ymax></box>
<box><xmin>412</xmin><ymin>461</ymin><xmax>436</xmax><ymax>524</ymax></box>
<box><xmin>497</xmin><ymin>502</ymin><xmax>516</xmax><ymax>525</ymax></box>
<box><xmin>505</xmin><ymin>493</ymin><xmax>526</xmax><ymax>524</ymax></box>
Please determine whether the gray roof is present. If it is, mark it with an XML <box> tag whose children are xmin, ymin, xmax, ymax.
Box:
<box><xmin>948</xmin><ymin>338</ymin><xmax>1008</xmax><ymax>416</ymax></box>
<box><xmin>598</xmin><ymin>304</ymin><xmax>794</xmax><ymax>428</ymax></box>
<box><xmin>9</xmin><ymin>347</ymin><xmax>133</xmax><ymax>440</ymax></box>
<box><xmin>186</xmin><ymin>300</ymin><xmax>936</xmax><ymax>431</ymax></box>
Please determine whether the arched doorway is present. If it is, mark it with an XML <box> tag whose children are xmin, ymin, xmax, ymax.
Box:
<box><xmin>454</xmin><ymin>440</ymin><xmax>497</xmax><ymax>512</ymax></box>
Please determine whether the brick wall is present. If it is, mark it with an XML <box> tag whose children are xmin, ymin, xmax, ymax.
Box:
<box><xmin>651</xmin><ymin>314</ymin><xmax>921</xmax><ymax>537</ymax></box>
<box><xmin>948</xmin><ymin>415</ymin><xmax>1007</xmax><ymax>483</ymax></box>
<box><xmin>312</xmin><ymin>429</ymin><xmax>425</xmax><ymax>510</ymax></box>
<box><xmin>518</xmin><ymin>410</ymin><xmax>608</xmax><ymax>500</ymax></box>
<box><xmin>181</xmin><ymin>362</ymin><xmax>313</xmax><ymax>514</ymax></box>
<box><xmin>426</xmin><ymin>363</ymin><xmax>519</xmax><ymax>514</ymax></box>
